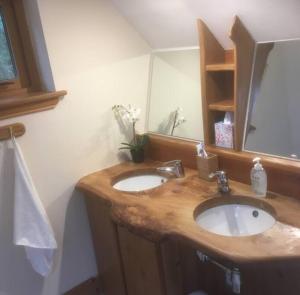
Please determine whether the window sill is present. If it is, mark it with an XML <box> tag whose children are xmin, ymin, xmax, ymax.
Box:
<box><xmin>0</xmin><ymin>90</ymin><xmax>67</xmax><ymax>120</ymax></box>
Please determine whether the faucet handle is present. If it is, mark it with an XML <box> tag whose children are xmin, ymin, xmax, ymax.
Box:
<box><xmin>163</xmin><ymin>160</ymin><xmax>182</xmax><ymax>167</ymax></box>
<box><xmin>209</xmin><ymin>170</ymin><xmax>227</xmax><ymax>179</ymax></box>
<box><xmin>159</xmin><ymin>160</ymin><xmax>185</xmax><ymax>178</ymax></box>
<box><xmin>209</xmin><ymin>170</ymin><xmax>230</xmax><ymax>194</ymax></box>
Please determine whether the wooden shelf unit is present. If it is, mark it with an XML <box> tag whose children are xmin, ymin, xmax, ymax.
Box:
<box><xmin>208</xmin><ymin>99</ymin><xmax>235</xmax><ymax>112</ymax></box>
<box><xmin>198</xmin><ymin>16</ymin><xmax>255</xmax><ymax>150</ymax></box>
<box><xmin>205</xmin><ymin>63</ymin><xmax>235</xmax><ymax>71</ymax></box>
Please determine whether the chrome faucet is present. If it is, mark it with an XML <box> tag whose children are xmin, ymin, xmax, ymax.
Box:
<box><xmin>209</xmin><ymin>170</ymin><xmax>230</xmax><ymax>194</ymax></box>
<box><xmin>156</xmin><ymin>160</ymin><xmax>185</xmax><ymax>178</ymax></box>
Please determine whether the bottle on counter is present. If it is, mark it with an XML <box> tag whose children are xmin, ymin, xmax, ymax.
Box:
<box><xmin>250</xmin><ymin>157</ymin><xmax>267</xmax><ymax>197</ymax></box>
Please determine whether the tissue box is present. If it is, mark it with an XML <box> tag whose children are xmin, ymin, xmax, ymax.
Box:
<box><xmin>214</xmin><ymin>122</ymin><xmax>233</xmax><ymax>148</ymax></box>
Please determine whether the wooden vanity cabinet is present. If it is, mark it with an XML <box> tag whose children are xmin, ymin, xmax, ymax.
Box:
<box><xmin>118</xmin><ymin>226</ymin><xmax>183</xmax><ymax>295</ymax></box>
<box><xmin>84</xmin><ymin>188</ymin><xmax>300</xmax><ymax>295</ymax></box>
<box><xmin>117</xmin><ymin>227</ymin><xmax>231</xmax><ymax>295</ymax></box>
<box><xmin>86</xmin><ymin>191</ymin><xmax>300</xmax><ymax>295</ymax></box>
<box><xmin>85</xmin><ymin>194</ymin><xmax>127</xmax><ymax>295</ymax></box>
<box><xmin>85</xmin><ymin>194</ymin><xmax>184</xmax><ymax>295</ymax></box>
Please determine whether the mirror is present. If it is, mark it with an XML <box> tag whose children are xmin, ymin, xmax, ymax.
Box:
<box><xmin>147</xmin><ymin>48</ymin><xmax>204</xmax><ymax>141</ymax></box>
<box><xmin>0</xmin><ymin>9</ymin><xmax>17</xmax><ymax>83</ymax></box>
<box><xmin>244</xmin><ymin>39</ymin><xmax>300</xmax><ymax>160</ymax></box>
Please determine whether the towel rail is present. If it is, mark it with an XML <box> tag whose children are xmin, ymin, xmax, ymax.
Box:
<box><xmin>0</xmin><ymin>123</ymin><xmax>25</xmax><ymax>141</ymax></box>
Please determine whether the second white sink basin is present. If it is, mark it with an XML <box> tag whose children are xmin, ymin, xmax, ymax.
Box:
<box><xmin>113</xmin><ymin>174</ymin><xmax>168</xmax><ymax>192</ymax></box>
<box><xmin>195</xmin><ymin>200</ymin><xmax>276</xmax><ymax>237</ymax></box>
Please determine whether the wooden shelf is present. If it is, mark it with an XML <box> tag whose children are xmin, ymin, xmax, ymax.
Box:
<box><xmin>0</xmin><ymin>90</ymin><xmax>67</xmax><ymax>120</ymax></box>
<box><xmin>198</xmin><ymin>16</ymin><xmax>255</xmax><ymax>150</ymax></box>
<box><xmin>205</xmin><ymin>63</ymin><xmax>235</xmax><ymax>71</ymax></box>
<box><xmin>208</xmin><ymin>99</ymin><xmax>235</xmax><ymax>112</ymax></box>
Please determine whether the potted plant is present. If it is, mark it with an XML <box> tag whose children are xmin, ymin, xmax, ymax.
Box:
<box><xmin>112</xmin><ymin>104</ymin><xmax>149</xmax><ymax>163</ymax></box>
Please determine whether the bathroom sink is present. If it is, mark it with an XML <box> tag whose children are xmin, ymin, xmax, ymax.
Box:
<box><xmin>113</xmin><ymin>171</ymin><xmax>168</xmax><ymax>192</ymax></box>
<box><xmin>194</xmin><ymin>196</ymin><xmax>276</xmax><ymax>237</ymax></box>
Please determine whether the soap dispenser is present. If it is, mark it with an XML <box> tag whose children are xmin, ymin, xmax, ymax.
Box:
<box><xmin>251</xmin><ymin>157</ymin><xmax>267</xmax><ymax>197</ymax></box>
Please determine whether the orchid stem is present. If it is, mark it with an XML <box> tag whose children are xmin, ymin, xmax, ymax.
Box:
<box><xmin>171</xmin><ymin>110</ymin><xmax>178</xmax><ymax>136</ymax></box>
<box><xmin>133</xmin><ymin>121</ymin><xmax>136</xmax><ymax>146</ymax></box>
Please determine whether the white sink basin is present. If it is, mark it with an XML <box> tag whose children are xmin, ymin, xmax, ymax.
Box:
<box><xmin>113</xmin><ymin>173</ymin><xmax>167</xmax><ymax>192</ymax></box>
<box><xmin>195</xmin><ymin>199</ymin><xmax>276</xmax><ymax>237</ymax></box>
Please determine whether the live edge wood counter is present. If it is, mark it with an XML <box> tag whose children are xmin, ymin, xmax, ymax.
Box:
<box><xmin>77</xmin><ymin>160</ymin><xmax>300</xmax><ymax>266</ymax></box>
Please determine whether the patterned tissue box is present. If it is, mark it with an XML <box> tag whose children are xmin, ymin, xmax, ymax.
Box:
<box><xmin>214</xmin><ymin>122</ymin><xmax>233</xmax><ymax>148</ymax></box>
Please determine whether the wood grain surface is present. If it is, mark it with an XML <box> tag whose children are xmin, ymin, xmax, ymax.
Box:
<box><xmin>147</xmin><ymin>133</ymin><xmax>300</xmax><ymax>200</ymax></box>
<box><xmin>77</xmin><ymin>160</ymin><xmax>300</xmax><ymax>266</ymax></box>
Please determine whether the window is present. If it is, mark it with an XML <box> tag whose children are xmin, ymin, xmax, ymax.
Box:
<box><xmin>0</xmin><ymin>9</ymin><xmax>17</xmax><ymax>82</ymax></box>
<box><xmin>0</xmin><ymin>0</ymin><xmax>66</xmax><ymax>119</ymax></box>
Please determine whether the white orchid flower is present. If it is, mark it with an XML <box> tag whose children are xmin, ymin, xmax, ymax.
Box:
<box><xmin>132</xmin><ymin>107</ymin><xmax>141</xmax><ymax>122</ymax></box>
<box><xmin>178</xmin><ymin>116</ymin><xmax>186</xmax><ymax>123</ymax></box>
<box><xmin>127</xmin><ymin>105</ymin><xmax>141</xmax><ymax>123</ymax></box>
<box><xmin>113</xmin><ymin>104</ymin><xmax>141</xmax><ymax>123</ymax></box>
<box><xmin>112</xmin><ymin>104</ymin><xmax>147</xmax><ymax>151</ymax></box>
<box><xmin>170</xmin><ymin>107</ymin><xmax>187</xmax><ymax>135</ymax></box>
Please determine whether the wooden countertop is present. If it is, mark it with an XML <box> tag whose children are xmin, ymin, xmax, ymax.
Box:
<box><xmin>76</xmin><ymin>160</ymin><xmax>300</xmax><ymax>265</ymax></box>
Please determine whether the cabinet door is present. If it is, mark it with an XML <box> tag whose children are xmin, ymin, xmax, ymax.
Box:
<box><xmin>85</xmin><ymin>195</ymin><xmax>127</xmax><ymax>295</ymax></box>
<box><xmin>160</xmin><ymin>239</ymin><xmax>184</xmax><ymax>295</ymax></box>
<box><xmin>118</xmin><ymin>226</ymin><xmax>166</xmax><ymax>295</ymax></box>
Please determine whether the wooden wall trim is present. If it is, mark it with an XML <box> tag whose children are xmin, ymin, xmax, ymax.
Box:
<box><xmin>147</xmin><ymin>134</ymin><xmax>300</xmax><ymax>199</ymax></box>
<box><xmin>0</xmin><ymin>0</ymin><xmax>66</xmax><ymax>120</ymax></box>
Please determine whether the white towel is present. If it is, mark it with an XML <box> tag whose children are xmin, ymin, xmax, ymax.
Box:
<box><xmin>12</xmin><ymin>136</ymin><xmax>57</xmax><ymax>276</ymax></box>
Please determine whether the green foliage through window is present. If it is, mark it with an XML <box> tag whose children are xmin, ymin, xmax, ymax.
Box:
<box><xmin>0</xmin><ymin>9</ymin><xmax>17</xmax><ymax>82</ymax></box>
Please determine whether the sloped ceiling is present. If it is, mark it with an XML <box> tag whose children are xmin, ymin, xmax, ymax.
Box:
<box><xmin>111</xmin><ymin>0</ymin><xmax>300</xmax><ymax>49</ymax></box>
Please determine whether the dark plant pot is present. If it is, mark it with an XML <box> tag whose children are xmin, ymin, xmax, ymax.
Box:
<box><xmin>130</xmin><ymin>149</ymin><xmax>144</xmax><ymax>163</ymax></box>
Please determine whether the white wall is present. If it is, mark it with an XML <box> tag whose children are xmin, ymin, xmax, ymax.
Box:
<box><xmin>148</xmin><ymin>49</ymin><xmax>204</xmax><ymax>140</ymax></box>
<box><xmin>0</xmin><ymin>0</ymin><xmax>151</xmax><ymax>294</ymax></box>
<box><xmin>111</xmin><ymin>0</ymin><xmax>300</xmax><ymax>49</ymax></box>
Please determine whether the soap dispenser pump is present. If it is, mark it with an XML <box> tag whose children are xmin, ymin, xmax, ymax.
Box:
<box><xmin>251</xmin><ymin>157</ymin><xmax>267</xmax><ymax>197</ymax></box>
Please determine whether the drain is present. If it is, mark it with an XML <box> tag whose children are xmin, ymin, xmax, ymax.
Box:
<box><xmin>252</xmin><ymin>210</ymin><xmax>259</xmax><ymax>218</ymax></box>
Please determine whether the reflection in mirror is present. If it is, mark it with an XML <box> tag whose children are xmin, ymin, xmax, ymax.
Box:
<box><xmin>244</xmin><ymin>39</ymin><xmax>300</xmax><ymax>160</ymax></box>
<box><xmin>0</xmin><ymin>9</ymin><xmax>17</xmax><ymax>82</ymax></box>
<box><xmin>147</xmin><ymin>48</ymin><xmax>204</xmax><ymax>141</ymax></box>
